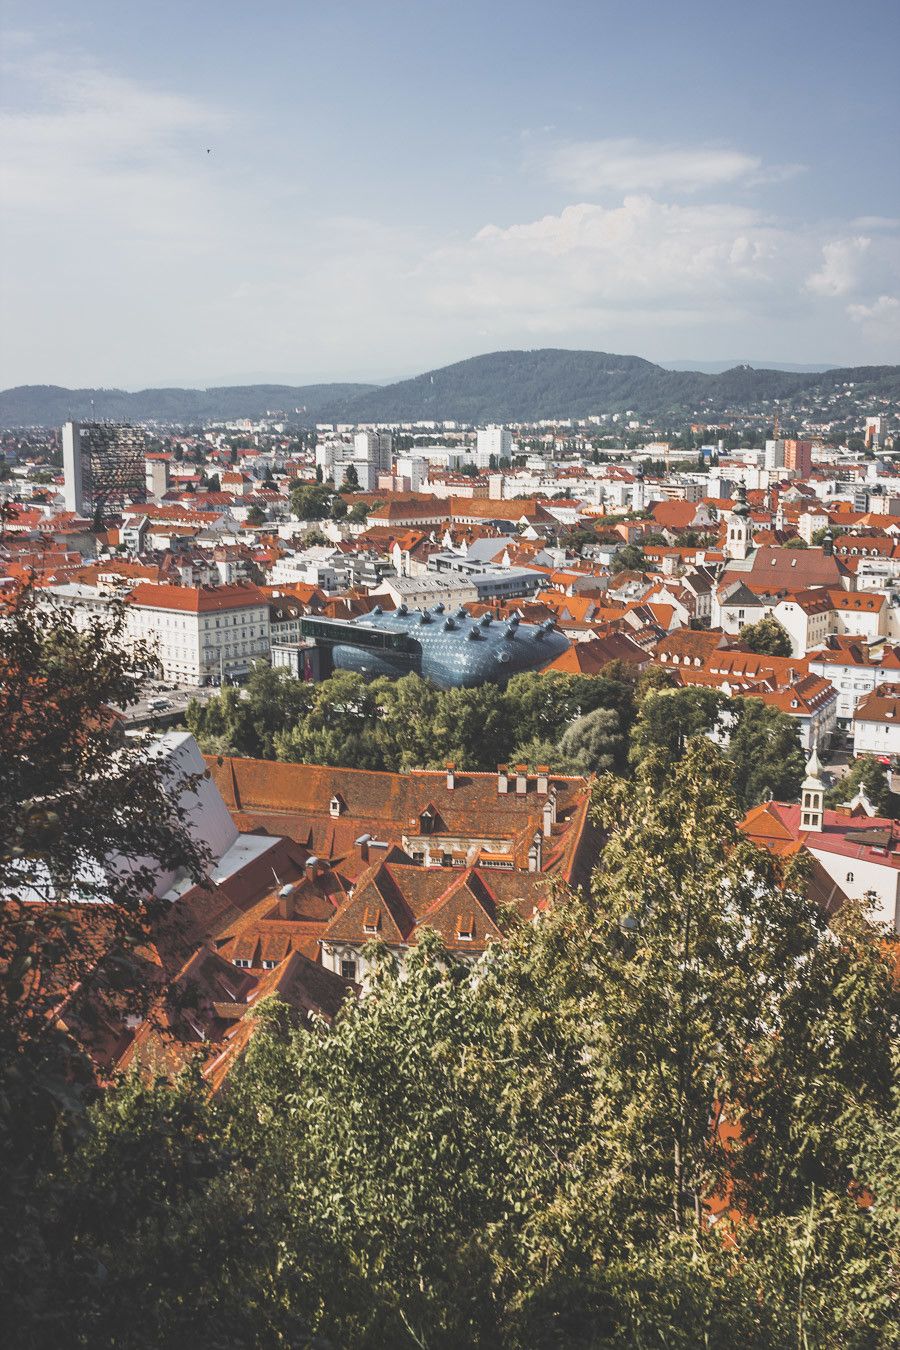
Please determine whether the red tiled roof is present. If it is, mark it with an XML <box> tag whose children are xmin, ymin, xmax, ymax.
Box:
<box><xmin>126</xmin><ymin>582</ymin><xmax>268</xmax><ymax>612</ymax></box>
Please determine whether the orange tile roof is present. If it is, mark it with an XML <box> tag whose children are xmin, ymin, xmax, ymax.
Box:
<box><xmin>126</xmin><ymin>581</ymin><xmax>268</xmax><ymax>612</ymax></box>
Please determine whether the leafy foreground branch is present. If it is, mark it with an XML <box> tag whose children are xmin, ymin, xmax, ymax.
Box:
<box><xmin>4</xmin><ymin>741</ymin><xmax>898</xmax><ymax>1349</ymax></box>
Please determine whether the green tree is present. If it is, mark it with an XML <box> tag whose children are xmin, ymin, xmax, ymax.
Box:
<box><xmin>343</xmin><ymin>463</ymin><xmax>360</xmax><ymax>491</ymax></box>
<box><xmin>588</xmin><ymin>739</ymin><xmax>897</xmax><ymax>1240</ymax></box>
<box><xmin>784</xmin><ymin>536</ymin><xmax>808</xmax><ymax>549</ymax></box>
<box><xmin>290</xmin><ymin>482</ymin><xmax>333</xmax><ymax>520</ymax></box>
<box><xmin>0</xmin><ymin>588</ymin><xmax>209</xmax><ymax>1338</ymax></box>
<box><xmin>244</xmin><ymin>503</ymin><xmax>266</xmax><ymax>527</ymax></box>
<box><xmin>275</xmin><ymin>670</ymin><xmax>383</xmax><ymax>767</ymax></box>
<box><xmin>629</xmin><ymin>685</ymin><xmax>726</xmax><ymax>782</ymax></box>
<box><xmin>726</xmin><ymin>698</ymin><xmax>805</xmax><ymax>808</ymax></box>
<box><xmin>347</xmin><ymin>499</ymin><xmax>371</xmax><ymax>524</ymax></box>
<box><xmin>738</xmin><ymin>615</ymin><xmax>794</xmax><ymax>657</ymax></box>
<box><xmin>610</xmin><ymin>542</ymin><xmax>647</xmax><ymax>573</ymax></box>
<box><xmin>427</xmin><ymin>683</ymin><xmax>514</xmax><ymax>770</ymax></box>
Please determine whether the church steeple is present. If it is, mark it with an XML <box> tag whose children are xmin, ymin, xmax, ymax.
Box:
<box><xmin>726</xmin><ymin>484</ymin><xmax>753</xmax><ymax>560</ymax></box>
<box><xmin>800</xmin><ymin>747</ymin><xmax>825</xmax><ymax>832</ymax></box>
<box><xmin>631</xmin><ymin>463</ymin><xmax>646</xmax><ymax>513</ymax></box>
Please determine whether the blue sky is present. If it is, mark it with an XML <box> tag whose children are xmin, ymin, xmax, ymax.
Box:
<box><xmin>1</xmin><ymin>0</ymin><xmax>898</xmax><ymax>387</ymax></box>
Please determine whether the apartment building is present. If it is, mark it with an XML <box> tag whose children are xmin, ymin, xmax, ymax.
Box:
<box><xmin>126</xmin><ymin>582</ymin><xmax>271</xmax><ymax>685</ymax></box>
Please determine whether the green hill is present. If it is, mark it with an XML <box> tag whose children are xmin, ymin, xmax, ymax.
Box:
<box><xmin>0</xmin><ymin>382</ymin><xmax>377</xmax><ymax>430</ymax></box>
<box><xmin>2</xmin><ymin>351</ymin><xmax>898</xmax><ymax>427</ymax></box>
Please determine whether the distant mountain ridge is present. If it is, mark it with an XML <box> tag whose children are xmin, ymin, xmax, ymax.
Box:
<box><xmin>0</xmin><ymin>383</ymin><xmax>377</xmax><ymax>430</ymax></box>
<box><xmin>2</xmin><ymin>350</ymin><xmax>898</xmax><ymax>428</ymax></box>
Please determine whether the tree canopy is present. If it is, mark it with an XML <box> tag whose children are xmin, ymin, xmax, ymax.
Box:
<box><xmin>7</xmin><ymin>738</ymin><xmax>897</xmax><ymax>1347</ymax></box>
<box><xmin>737</xmin><ymin>614</ymin><xmax>794</xmax><ymax>658</ymax></box>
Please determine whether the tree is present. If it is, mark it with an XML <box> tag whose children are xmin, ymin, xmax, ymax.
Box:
<box><xmin>244</xmin><ymin>504</ymin><xmax>266</xmax><ymax>527</ymax></box>
<box><xmin>426</xmin><ymin>683</ymin><xmax>514</xmax><ymax>770</ymax></box>
<box><xmin>587</xmin><ymin>739</ymin><xmax>897</xmax><ymax>1240</ymax></box>
<box><xmin>629</xmin><ymin>685</ymin><xmax>726</xmax><ymax>782</ymax></box>
<box><xmin>5</xmin><ymin>738</ymin><xmax>899</xmax><ymax>1345</ymax></box>
<box><xmin>274</xmin><ymin>670</ymin><xmax>383</xmax><ymax>768</ymax></box>
<box><xmin>557</xmin><ymin>706</ymin><xmax>623</xmax><ymax>774</ymax></box>
<box><xmin>726</xmin><ymin>698</ymin><xmax>805</xmax><ymax>808</ymax></box>
<box><xmin>0</xmin><ymin>588</ymin><xmax>209</xmax><ymax>1333</ymax></box>
<box><xmin>347</xmin><ymin>500</ymin><xmax>371</xmax><ymax>524</ymax></box>
<box><xmin>811</xmin><ymin>527</ymin><xmax>833</xmax><ymax>546</ymax></box>
<box><xmin>290</xmin><ymin>482</ymin><xmax>333</xmax><ymax>520</ymax></box>
<box><xmin>784</xmin><ymin>536</ymin><xmax>808</xmax><ymax>549</ymax></box>
<box><xmin>826</xmin><ymin>754</ymin><xmax>894</xmax><ymax>815</ymax></box>
<box><xmin>188</xmin><ymin>663</ymin><xmax>313</xmax><ymax>760</ymax></box>
<box><xmin>343</xmin><ymin>463</ymin><xmax>360</xmax><ymax>491</ymax></box>
<box><xmin>610</xmin><ymin>542</ymin><xmax>647</xmax><ymax>573</ymax></box>
<box><xmin>737</xmin><ymin>614</ymin><xmax>793</xmax><ymax>658</ymax></box>
<box><xmin>331</xmin><ymin>494</ymin><xmax>348</xmax><ymax>521</ymax></box>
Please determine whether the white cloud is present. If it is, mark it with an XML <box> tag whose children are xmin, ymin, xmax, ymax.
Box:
<box><xmin>424</xmin><ymin>197</ymin><xmax>796</xmax><ymax>327</ymax></box>
<box><xmin>0</xmin><ymin>49</ymin><xmax>228</xmax><ymax>245</ymax></box>
<box><xmin>543</xmin><ymin>138</ymin><xmax>764</xmax><ymax>195</ymax></box>
<box><xmin>806</xmin><ymin>237</ymin><xmax>872</xmax><ymax>297</ymax></box>
<box><xmin>847</xmin><ymin>294</ymin><xmax>900</xmax><ymax>339</ymax></box>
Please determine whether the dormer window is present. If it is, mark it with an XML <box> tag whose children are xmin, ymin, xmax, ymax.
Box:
<box><xmin>329</xmin><ymin>795</ymin><xmax>343</xmax><ymax>817</ymax></box>
<box><xmin>363</xmin><ymin>906</ymin><xmax>380</xmax><ymax>934</ymax></box>
<box><xmin>457</xmin><ymin>912</ymin><xmax>475</xmax><ymax>941</ymax></box>
<box><xmin>232</xmin><ymin>958</ymin><xmax>251</xmax><ymax>968</ymax></box>
<box><xmin>419</xmin><ymin>806</ymin><xmax>436</xmax><ymax>835</ymax></box>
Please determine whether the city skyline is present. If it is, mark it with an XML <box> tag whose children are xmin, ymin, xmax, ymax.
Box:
<box><xmin>1</xmin><ymin>0</ymin><xmax>898</xmax><ymax>388</ymax></box>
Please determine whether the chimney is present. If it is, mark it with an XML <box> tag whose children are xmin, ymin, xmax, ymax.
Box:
<box><xmin>446</xmin><ymin>762</ymin><xmax>456</xmax><ymax>790</ymax></box>
<box><xmin>515</xmin><ymin>764</ymin><xmax>528</xmax><ymax>795</ymax></box>
<box><xmin>528</xmin><ymin>829</ymin><xmax>543</xmax><ymax>872</ymax></box>
<box><xmin>355</xmin><ymin>833</ymin><xmax>371</xmax><ymax>863</ymax></box>
<box><xmin>536</xmin><ymin>766</ymin><xmax>550</xmax><ymax>795</ymax></box>
<box><xmin>305</xmin><ymin>855</ymin><xmax>321</xmax><ymax>878</ymax></box>
<box><xmin>497</xmin><ymin>764</ymin><xmax>509</xmax><ymax>794</ymax></box>
<box><xmin>277</xmin><ymin>882</ymin><xmax>296</xmax><ymax>920</ymax></box>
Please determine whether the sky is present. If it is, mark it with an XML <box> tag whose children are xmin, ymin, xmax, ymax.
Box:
<box><xmin>1</xmin><ymin>0</ymin><xmax>898</xmax><ymax>389</ymax></box>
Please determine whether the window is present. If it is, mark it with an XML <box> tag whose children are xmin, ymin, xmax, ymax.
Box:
<box><xmin>261</xmin><ymin>959</ymin><xmax>277</xmax><ymax>970</ymax></box>
<box><xmin>846</xmin><ymin>871</ymin><xmax>854</xmax><ymax>883</ymax></box>
<box><xmin>232</xmin><ymin>958</ymin><xmax>251</xmax><ymax>968</ymax></box>
<box><xmin>340</xmin><ymin>958</ymin><xmax>357</xmax><ymax>981</ymax></box>
<box><xmin>457</xmin><ymin>912</ymin><xmax>475</xmax><ymax>940</ymax></box>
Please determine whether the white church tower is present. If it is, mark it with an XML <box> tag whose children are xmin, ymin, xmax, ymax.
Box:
<box><xmin>800</xmin><ymin>747</ymin><xmax>826</xmax><ymax>832</ymax></box>
<box><xmin>726</xmin><ymin>485</ymin><xmax>753</xmax><ymax>561</ymax></box>
<box><xmin>631</xmin><ymin>464</ymin><xmax>646</xmax><ymax>513</ymax></box>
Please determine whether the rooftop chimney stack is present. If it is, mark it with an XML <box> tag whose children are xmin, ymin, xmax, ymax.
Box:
<box><xmin>497</xmin><ymin>765</ymin><xmax>509</xmax><ymax>794</ymax></box>
<box><xmin>528</xmin><ymin>829</ymin><xmax>543</xmax><ymax>872</ymax></box>
<box><xmin>355</xmin><ymin>833</ymin><xmax>371</xmax><ymax>864</ymax></box>
<box><xmin>536</xmin><ymin>766</ymin><xmax>550</xmax><ymax>795</ymax></box>
<box><xmin>446</xmin><ymin>763</ymin><xmax>456</xmax><ymax>790</ymax></box>
<box><xmin>277</xmin><ymin>882</ymin><xmax>296</xmax><ymax>920</ymax></box>
<box><xmin>515</xmin><ymin>765</ymin><xmax>528</xmax><ymax>795</ymax></box>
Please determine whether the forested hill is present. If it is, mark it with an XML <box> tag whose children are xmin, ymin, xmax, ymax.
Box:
<box><xmin>332</xmin><ymin>350</ymin><xmax>900</xmax><ymax>423</ymax></box>
<box><xmin>3</xmin><ymin>351</ymin><xmax>899</xmax><ymax>427</ymax></box>
<box><xmin>0</xmin><ymin>382</ymin><xmax>377</xmax><ymax>430</ymax></box>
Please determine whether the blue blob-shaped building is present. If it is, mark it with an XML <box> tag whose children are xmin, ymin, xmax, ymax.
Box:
<box><xmin>298</xmin><ymin>605</ymin><xmax>570</xmax><ymax>689</ymax></box>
